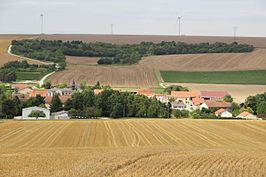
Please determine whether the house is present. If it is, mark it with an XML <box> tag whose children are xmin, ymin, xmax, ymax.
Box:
<box><xmin>171</xmin><ymin>101</ymin><xmax>187</xmax><ymax>110</ymax></box>
<box><xmin>29</xmin><ymin>89</ymin><xmax>49</xmax><ymax>97</ymax></box>
<box><xmin>94</xmin><ymin>89</ymin><xmax>104</xmax><ymax>95</ymax></box>
<box><xmin>200</xmin><ymin>100</ymin><xmax>231</xmax><ymax>110</ymax></box>
<box><xmin>47</xmin><ymin>88</ymin><xmax>74</xmax><ymax>97</ymax></box>
<box><xmin>51</xmin><ymin>111</ymin><xmax>70</xmax><ymax>120</ymax></box>
<box><xmin>137</xmin><ymin>89</ymin><xmax>155</xmax><ymax>98</ymax></box>
<box><xmin>19</xmin><ymin>106</ymin><xmax>50</xmax><ymax>119</ymax></box>
<box><xmin>154</xmin><ymin>94</ymin><xmax>169</xmax><ymax>103</ymax></box>
<box><xmin>236</xmin><ymin>112</ymin><xmax>261</xmax><ymax>120</ymax></box>
<box><xmin>170</xmin><ymin>91</ymin><xmax>200</xmax><ymax>111</ymax></box>
<box><xmin>201</xmin><ymin>91</ymin><xmax>230</xmax><ymax>101</ymax></box>
<box><xmin>215</xmin><ymin>109</ymin><xmax>233</xmax><ymax>118</ymax></box>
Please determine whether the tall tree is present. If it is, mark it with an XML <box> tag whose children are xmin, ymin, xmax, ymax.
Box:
<box><xmin>50</xmin><ymin>95</ymin><xmax>63</xmax><ymax>113</ymax></box>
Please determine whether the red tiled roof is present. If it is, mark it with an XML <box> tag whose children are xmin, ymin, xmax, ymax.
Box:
<box><xmin>29</xmin><ymin>89</ymin><xmax>49</xmax><ymax>97</ymax></box>
<box><xmin>201</xmin><ymin>91</ymin><xmax>229</xmax><ymax>98</ymax></box>
<box><xmin>11</xmin><ymin>83</ymin><xmax>32</xmax><ymax>90</ymax></box>
<box><xmin>215</xmin><ymin>108</ymin><xmax>226</xmax><ymax>115</ymax></box>
<box><xmin>192</xmin><ymin>97</ymin><xmax>204</xmax><ymax>106</ymax></box>
<box><xmin>204</xmin><ymin>100</ymin><xmax>231</xmax><ymax>108</ymax></box>
<box><xmin>171</xmin><ymin>91</ymin><xmax>199</xmax><ymax>98</ymax></box>
<box><xmin>45</xmin><ymin>95</ymin><xmax>71</xmax><ymax>105</ymax></box>
<box><xmin>238</xmin><ymin>111</ymin><xmax>253</xmax><ymax>117</ymax></box>
<box><xmin>137</xmin><ymin>89</ymin><xmax>154</xmax><ymax>95</ymax></box>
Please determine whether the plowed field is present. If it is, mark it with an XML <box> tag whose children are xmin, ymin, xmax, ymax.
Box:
<box><xmin>1</xmin><ymin>119</ymin><xmax>266</xmax><ymax>177</ymax></box>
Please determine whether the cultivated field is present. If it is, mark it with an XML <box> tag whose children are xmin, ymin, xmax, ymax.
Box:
<box><xmin>40</xmin><ymin>34</ymin><xmax>266</xmax><ymax>47</ymax></box>
<box><xmin>161</xmin><ymin>70</ymin><xmax>266</xmax><ymax>85</ymax></box>
<box><xmin>0</xmin><ymin>35</ymin><xmax>41</xmax><ymax>66</ymax></box>
<box><xmin>0</xmin><ymin>119</ymin><xmax>266</xmax><ymax>177</ymax></box>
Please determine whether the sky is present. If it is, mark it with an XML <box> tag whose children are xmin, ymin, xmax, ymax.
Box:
<box><xmin>0</xmin><ymin>0</ymin><xmax>266</xmax><ymax>37</ymax></box>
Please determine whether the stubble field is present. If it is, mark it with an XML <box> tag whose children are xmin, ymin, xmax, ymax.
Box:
<box><xmin>0</xmin><ymin>119</ymin><xmax>266</xmax><ymax>177</ymax></box>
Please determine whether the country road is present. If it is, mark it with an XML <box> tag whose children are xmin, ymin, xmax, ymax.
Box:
<box><xmin>7</xmin><ymin>45</ymin><xmax>54</xmax><ymax>65</ymax></box>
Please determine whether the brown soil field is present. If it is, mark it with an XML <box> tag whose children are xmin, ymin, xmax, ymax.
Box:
<box><xmin>0</xmin><ymin>119</ymin><xmax>266</xmax><ymax>177</ymax></box>
<box><xmin>143</xmin><ymin>48</ymin><xmax>266</xmax><ymax>71</ymax></box>
<box><xmin>49</xmin><ymin>63</ymin><xmax>159</xmax><ymax>88</ymax></box>
<box><xmin>66</xmin><ymin>56</ymin><xmax>99</xmax><ymax>65</ymax></box>
<box><xmin>40</xmin><ymin>34</ymin><xmax>266</xmax><ymax>48</ymax></box>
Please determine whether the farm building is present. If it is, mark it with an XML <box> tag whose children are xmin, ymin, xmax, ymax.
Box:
<box><xmin>170</xmin><ymin>91</ymin><xmax>200</xmax><ymax>111</ymax></box>
<box><xmin>215</xmin><ymin>109</ymin><xmax>233</xmax><ymax>118</ymax></box>
<box><xmin>21</xmin><ymin>106</ymin><xmax>50</xmax><ymax>119</ymax></box>
<box><xmin>200</xmin><ymin>91</ymin><xmax>230</xmax><ymax>101</ymax></box>
<box><xmin>200</xmin><ymin>100</ymin><xmax>231</xmax><ymax>110</ymax></box>
<box><xmin>236</xmin><ymin>112</ymin><xmax>261</xmax><ymax>120</ymax></box>
<box><xmin>51</xmin><ymin>111</ymin><xmax>70</xmax><ymax>120</ymax></box>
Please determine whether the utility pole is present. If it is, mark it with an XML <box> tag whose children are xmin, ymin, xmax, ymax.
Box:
<box><xmin>40</xmin><ymin>14</ymin><xmax>44</xmax><ymax>35</ymax></box>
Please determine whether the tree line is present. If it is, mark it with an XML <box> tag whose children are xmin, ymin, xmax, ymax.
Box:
<box><xmin>64</xmin><ymin>89</ymin><xmax>169</xmax><ymax>118</ymax></box>
<box><xmin>11</xmin><ymin>39</ymin><xmax>254</xmax><ymax>65</ymax></box>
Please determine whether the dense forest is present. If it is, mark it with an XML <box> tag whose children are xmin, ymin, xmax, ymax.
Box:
<box><xmin>11</xmin><ymin>39</ymin><xmax>254</xmax><ymax>65</ymax></box>
<box><xmin>0</xmin><ymin>61</ymin><xmax>56</xmax><ymax>82</ymax></box>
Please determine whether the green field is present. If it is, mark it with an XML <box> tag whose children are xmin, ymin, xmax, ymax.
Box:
<box><xmin>16</xmin><ymin>71</ymin><xmax>48</xmax><ymax>81</ymax></box>
<box><xmin>161</xmin><ymin>70</ymin><xmax>266</xmax><ymax>85</ymax></box>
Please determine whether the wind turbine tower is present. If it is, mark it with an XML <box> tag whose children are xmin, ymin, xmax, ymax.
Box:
<box><xmin>177</xmin><ymin>16</ymin><xmax>182</xmax><ymax>36</ymax></box>
<box><xmin>233</xmin><ymin>26</ymin><xmax>237</xmax><ymax>41</ymax></box>
<box><xmin>111</xmin><ymin>24</ymin><xmax>114</xmax><ymax>35</ymax></box>
<box><xmin>40</xmin><ymin>14</ymin><xmax>44</xmax><ymax>35</ymax></box>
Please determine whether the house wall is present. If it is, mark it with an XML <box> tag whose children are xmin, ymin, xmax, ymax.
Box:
<box><xmin>220</xmin><ymin>111</ymin><xmax>233</xmax><ymax>118</ymax></box>
<box><xmin>199</xmin><ymin>103</ymin><xmax>209</xmax><ymax>110</ymax></box>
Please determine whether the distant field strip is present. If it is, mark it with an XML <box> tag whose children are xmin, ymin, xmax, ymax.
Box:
<box><xmin>1</xmin><ymin>120</ymin><xmax>266</xmax><ymax>177</ymax></box>
<box><xmin>161</xmin><ymin>70</ymin><xmax>266</xmax><ymax>85</ymax></box>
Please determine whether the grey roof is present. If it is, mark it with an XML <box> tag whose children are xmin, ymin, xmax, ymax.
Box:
<box><xmin>171</xmin><ymin>101</ymin><xmax>186</xmax><ymax>107</ymax></box>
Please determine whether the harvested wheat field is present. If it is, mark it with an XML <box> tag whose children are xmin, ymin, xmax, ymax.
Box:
<box><xmin>0</xmin><ymin>35</ymin><xmax>43</xmax><ymax>66</ymax></box>
<box><xmin>49</xmin><ymin>64</ymin><xmax>159</xmax><ymax>88</ymax></box>
<box><xmin>0</xmin><ymin>119</ymin><xmax>266</xmax><ymax>177</ymax></box>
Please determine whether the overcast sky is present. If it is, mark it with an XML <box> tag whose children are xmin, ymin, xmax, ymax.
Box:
<box><xmin>0</xmin><ymin>0</ymin><xmax>266</xmax><ymax>36</ymax></box>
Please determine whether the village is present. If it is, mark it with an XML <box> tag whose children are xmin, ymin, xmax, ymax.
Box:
<box><xmin>7</xmin><ymin>81</ymin><xmax>261</xmax><ymax>120</ymax></box>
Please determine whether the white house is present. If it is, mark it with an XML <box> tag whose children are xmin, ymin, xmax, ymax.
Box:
<box><xmin>171</xmin><ymin>101</ymin><xmax>187</xmax><ymax>110</ymax></box>
<box><xmin>21</xmin><ymin>107</ymin><xmax>50</xmax><ymax>119</ymax></box>
<box><xmin>48</xmin><ymin>88</ymin><xmax>74</xmax><ymax>97</ymax></box>
<box><xmin>51</xmin><ymin>111</ymin><xmax>70</xmax><ymax>120</ymax></box>
<box><xmin>236</xmin><ymin>112</ymin><xmax>261</xmax><ymax>120</ymax></box>
<box><xmin>215</xmin><ymin>109</ymin><xmax>233</xmax><ymax>118</ymax></box>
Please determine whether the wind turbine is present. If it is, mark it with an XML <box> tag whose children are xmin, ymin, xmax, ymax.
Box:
<box><xmin>233</xmin><ymin>26</ymin><xmax>237</xmax><ymax>41</ymax></box>
<box><xmin>176</xmin><ymin>15</ymin><xmax>182</xmax><ymax>36</ymax></box>
<box><xmin>111</xmin><ymin>24</ymin><xmax>114</xmax><ymax>35</ymax></box>
<box><xmin>40</xmin><ymin>14</ymin><xmax>44</xmax><ymax>35</ymax></box>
